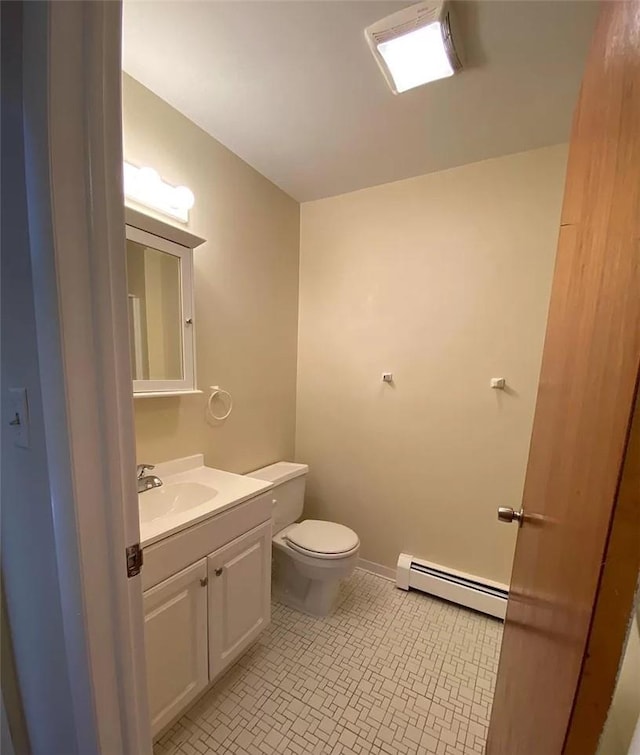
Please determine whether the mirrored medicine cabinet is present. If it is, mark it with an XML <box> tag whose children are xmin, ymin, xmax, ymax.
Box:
<box><xmin>125</xmin><ymin>207</ymin><xmax>205</xmax><ymax>397</ymax></box>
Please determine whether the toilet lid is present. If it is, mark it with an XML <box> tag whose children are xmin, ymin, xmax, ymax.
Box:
<box><xmin>285</xmin><ymin>520</ymin><xmax>359</xmax><ymax>555</ymax></box>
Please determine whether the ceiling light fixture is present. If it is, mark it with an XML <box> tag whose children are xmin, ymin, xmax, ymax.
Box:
<box><xmin>365</xmin><ymin>1</ymin><xmax>462</xmax><ymax>95</ymax></box>
<box><xmin>123</xmin><ymin>161</ymin><xmax>195</xmax><ymax>223</ymax></box>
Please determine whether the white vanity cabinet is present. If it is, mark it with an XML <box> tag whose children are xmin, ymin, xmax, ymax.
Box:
<box><xmin>143</xmin><ymin>559</ymin><xmax>209</xmax><ymax>735</ymax></box>
<box><xmin>208</xmin><ymin>521</ymin><xmax>272</xmax><ymax>680</ymax></box>
<box><xmin>141</xmin><ymin>490</ymin><xmax>273</xmax><ymax>737</ymax></box>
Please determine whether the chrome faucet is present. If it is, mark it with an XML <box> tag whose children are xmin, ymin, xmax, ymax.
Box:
<box><xmin>137</xmin><ymin>464</ymin><xmax>163</xmax><ymax>494</ymax></box>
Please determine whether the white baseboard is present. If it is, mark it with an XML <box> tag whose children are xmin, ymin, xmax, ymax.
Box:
<box><xmin>357</xmin><ymin>558</ymin><xmax>396</xmax><ymax>582</ymax></box>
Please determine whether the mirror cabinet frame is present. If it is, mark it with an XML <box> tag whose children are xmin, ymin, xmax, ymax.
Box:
<box><xmin>125</xmin><ymin>207</ymin><xmax>206</xmax><ymax>398</ymax></box>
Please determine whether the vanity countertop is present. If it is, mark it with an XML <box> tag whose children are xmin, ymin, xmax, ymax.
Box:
<box><xmin>138</xmin><ymin>454</ymin><xmax>272</xmax><ymax>547</ymax></box>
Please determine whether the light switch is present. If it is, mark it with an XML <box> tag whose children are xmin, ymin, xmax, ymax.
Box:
<box><xmin>8</xmin><ymin>388</ymin><xmax>30</xmax><ymax>448</ymax></box>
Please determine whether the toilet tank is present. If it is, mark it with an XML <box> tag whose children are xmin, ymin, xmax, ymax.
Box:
<box><xmin>247</xmin><ymin>462</ymin><xmax>308</xmax><ymax>535</ymax></box>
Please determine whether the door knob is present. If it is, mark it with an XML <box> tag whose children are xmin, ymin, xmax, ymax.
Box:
<box><xmin>498</xmin><ymin>506</ymin><xmax>525</xmax><ymax>525</ymax></box>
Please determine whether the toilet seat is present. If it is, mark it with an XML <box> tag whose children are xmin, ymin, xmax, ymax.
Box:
<box><xmin>284</xmin><ymin>520</ymin><xmax>360</xmax><ymax>560</ymax></box>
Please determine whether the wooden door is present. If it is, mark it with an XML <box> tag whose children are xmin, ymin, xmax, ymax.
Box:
<box><xmin>208</xmin><ymin>522</ymin><xmax>272</xmax><ymax>681</ymax></box>
<box><xmin>486</xmin><ymin>2</ymin><xmax>640</xmax><ymax>754</ymax></box>
<box><xmin>143</xmin><ymin>559</ymin><xmax>209</xmax><ymax>736</ymax></box>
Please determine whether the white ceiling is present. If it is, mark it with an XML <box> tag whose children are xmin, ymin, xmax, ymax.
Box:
<box><xmin>122</xmin><ymin>1</ymin><xmax>598</xmax><ymax>202</ymax></box>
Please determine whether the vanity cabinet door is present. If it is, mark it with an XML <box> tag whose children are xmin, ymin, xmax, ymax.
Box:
<box><xmin>208</xmin><ymin>521</ymin><xmax>272</xmax><ymax>681</ymax></box>
<box><xmin>143</xmin><ymin>558</ymin><xmax>208</xmax><ymax>736</ymax></box>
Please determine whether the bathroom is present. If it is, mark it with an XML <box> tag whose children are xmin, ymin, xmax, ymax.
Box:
<box><xmin>2</xmin><ymin>2</ymin><xmax>639</xmax><ymax>755</ymax></box>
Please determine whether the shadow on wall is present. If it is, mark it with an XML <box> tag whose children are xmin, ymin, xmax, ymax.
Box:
<box><xmin>453</xmin><ymin>1</ymin><xmax>488</xmax><ymax>68</ymax></box>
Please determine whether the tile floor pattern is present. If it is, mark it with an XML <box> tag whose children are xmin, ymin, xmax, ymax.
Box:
<box><xmin>155</xmin><ymin>570</ymin><xmax>503</xmax><ymax>755</ymax></box>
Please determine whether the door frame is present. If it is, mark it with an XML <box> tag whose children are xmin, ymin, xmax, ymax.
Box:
<box><xmin>564</xmin><ymin>385</ymin><xmax>640</xmax><ymax>754</ymax></box>
<box><xmin>19</xmin><ymin>1</ymin><xmax>150</xmax><ymax>752</ymax></box>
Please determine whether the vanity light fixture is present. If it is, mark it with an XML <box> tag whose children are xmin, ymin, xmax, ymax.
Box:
<box><xmin>123</xmin><ymin>161</ymin><xmax>195</xmax><ymax>223</ymax></box>
<box><xmin>365</xmin><ymin>0</ymin><xmax>462</xmax><ymax>95</ymax></box>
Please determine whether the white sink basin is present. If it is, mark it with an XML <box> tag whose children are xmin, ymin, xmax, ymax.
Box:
<box><xmin>138</xmin><ymin>454</ymin><xmax>273</xmax><ymax>547</ymax></box>
<box><xmin>139</xmin><ymin>481</ymin><xmax>218</xmax><ymax>523</ymax></box>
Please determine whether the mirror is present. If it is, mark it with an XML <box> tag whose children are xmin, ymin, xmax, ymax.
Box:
<box><xmin>127</xmin><ymin>240</ymin><xmax>183</xmax><ymax>381</ymax></box>
<box><xmin>125</xmin><ymin>224</ymin><xmax>196</xmax><ymax>395</ymax></box>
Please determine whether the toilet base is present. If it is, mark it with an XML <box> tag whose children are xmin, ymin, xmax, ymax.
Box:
<box><xmin>272</xmin><ymin>541</ymin><xmax>357</xmax><ymax>617</ymax></box>
<box><xmin>273</xmin><ymin>570</ymin><xmax>342</xmax><ymax>617</ymax></box>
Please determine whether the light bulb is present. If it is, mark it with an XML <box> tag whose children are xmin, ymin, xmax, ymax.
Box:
<box><xmin>137</xmin><ymin>167</ymin><xmax>160</xmax><ymax>193</ymax></box>
<box><xmin>174</xmin><ymin>186</ymin><xmax>195</xmax><ymax>210</ymax></box>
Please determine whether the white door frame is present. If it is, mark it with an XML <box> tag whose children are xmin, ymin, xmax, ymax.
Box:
<box><xmin>21</xmin><ymin>1</ymin><xmax>150</xmax><ymax>752</ymax></box>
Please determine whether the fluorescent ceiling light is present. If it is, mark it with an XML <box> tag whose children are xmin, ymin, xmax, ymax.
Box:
<box><xmin>377</xmin><ymin>23</ymin><xmax>453</xmax><ymax>94</ymax></box>
<box><xmin>365</xmin><ymin>1</ymin><xmax>461</xmax><ymax>95</ymax></box>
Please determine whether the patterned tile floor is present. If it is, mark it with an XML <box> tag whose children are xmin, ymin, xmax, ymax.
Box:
<box><xmin>155</xmin><ymin>569</ymin><xmax>502</xmax><ymax>755</ymax></box>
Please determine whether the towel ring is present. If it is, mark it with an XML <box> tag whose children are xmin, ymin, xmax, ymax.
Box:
<box><xmin>207</xmin><ymin>385</ymin><xmax>233</xmax><ymax>422</ymax></box>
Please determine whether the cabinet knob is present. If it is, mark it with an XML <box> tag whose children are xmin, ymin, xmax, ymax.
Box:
<box><xmin>200</xmin><ymin>577</ymin><xmax>208</xmax><ymax>587</ymax></box>
<box><xmin>214</xmin><ymin>568</ymin><xmax>223</xmax><ymax>577</ymax></box>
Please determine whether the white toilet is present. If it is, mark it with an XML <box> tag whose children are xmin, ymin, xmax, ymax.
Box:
<box><xmin>248</xmin><ymin>462</ymin><xmax>359</xmax><ymax>617</ymax></box>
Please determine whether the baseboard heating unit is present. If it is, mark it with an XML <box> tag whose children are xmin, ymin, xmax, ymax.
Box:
<box><xmin>396</xmin><ymin>553</ymin><xmax>508</xmax><ymax>620</ymax></box>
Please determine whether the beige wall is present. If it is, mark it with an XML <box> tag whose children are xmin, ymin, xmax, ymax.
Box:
<box><xmin>123</xmin><ymin>74</ymin><xmax>300</xmax><ymax>473</ymax></box>
<box><xmin>124</xmin><ymin>74</ymin><xmax>567</xmax><ymax>582</ymax></box>
<box><xmin>296</xmin><ymin>145</ymin><xmax>568</xmax><ymax>584</ymax></box>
